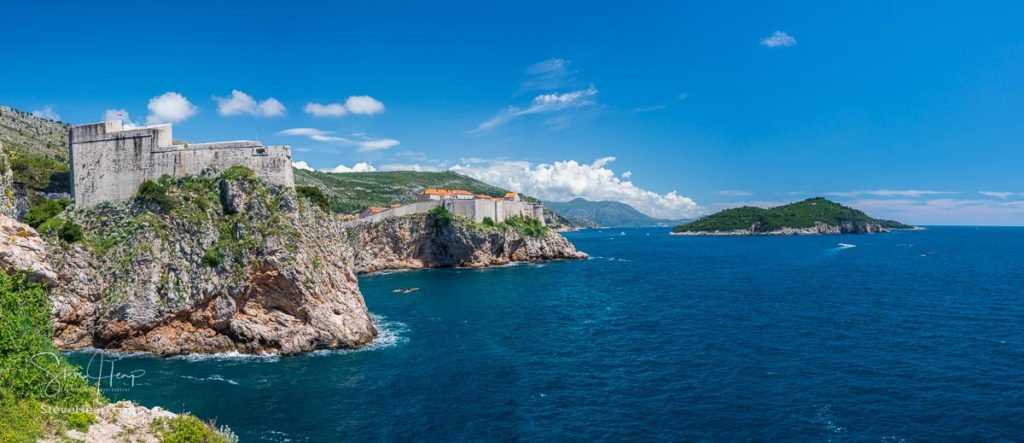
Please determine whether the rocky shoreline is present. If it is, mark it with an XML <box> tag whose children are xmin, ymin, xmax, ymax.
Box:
<box><xmin>672</xmin><ymin>221</ymin><xmax>894</xmax><ymax>236</ymax></box>
<box><xmin>1</xmin><ymin>177</ymin><xmax>587</xmax><ymax>357</ymax></box>
<box><xmin>351</xmin><ymin>214</ymin><xmax>587</xmax><ymax>274</ymax></box>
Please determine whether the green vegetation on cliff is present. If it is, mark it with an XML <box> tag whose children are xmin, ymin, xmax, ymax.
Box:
<box><xmin>0</xmin><ymin>268</ymin><xmax>103</xmax><ymax>441</ymax></box>
<box><xmin>294</xmin><ymin>169</ymin><xmax>536</xmax><ymax>214</ymax></box>
<box><xmin>673</xmin><ymin>197</ymin><xmax>911</xmax><ymax>233</ymax></box>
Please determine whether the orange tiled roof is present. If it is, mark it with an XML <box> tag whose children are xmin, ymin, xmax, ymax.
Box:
<box><xmin>504</xmin><ymin>192</ymin><xmax>518</xmax><ymax>198</ymax></box>
<box><xmin>368</xmin><ymin>207</ymin><xmax>387</xmax><ymax>214</ymax></box>
<box><xmin>420</xmin><ymin>188</ymin><xmax>473</xmax><ymax>196</ymax></box>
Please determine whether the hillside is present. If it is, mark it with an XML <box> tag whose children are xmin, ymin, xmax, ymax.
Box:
<box><xmin>0</xmin><ymin>105</ymin><xmax>68</xmax><ymax>162</ymax></box>
<box><xmin>0</xmin><ymin>106</ymin><xmax>72</xmax><ymax>220</ymax></box>
<box><xmin>673</xmin><ymin>197</ymin><xmax>911</xmax><ymax>234</ymax></box>
<box><xmin>545</xmin><ymin>198</ymin><xmax>681</xmax><ymax>228</ymax></box>
<box><xmin>294</xmin><ymin>169</ymin><xmax>538</xmax><ymax>214</ymax></box>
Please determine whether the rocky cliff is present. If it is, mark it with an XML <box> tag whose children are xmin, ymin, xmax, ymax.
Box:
<box><xmin>38</xmin><ymin>171</ymin><xmax>376</xmax><ymax>355</ymax></box>
<box><xmin>672</xmin><ymin>220</ymin><xmax>890</xmax><ymax>236</ymax></box>
<box><xmin>0</xmin><ymin>144</ymin><xmax>16</xmax><ymax>217</ymax></box>
<box><xmin>351</xmin><ymin>214</ymin><xmax>587</xmax><ymax>274</ymax></box>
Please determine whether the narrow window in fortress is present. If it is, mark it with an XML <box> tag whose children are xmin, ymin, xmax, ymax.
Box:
<box><xmin>253</xmin><ymin>147</ymin><xmax>268</xmax><ymax>156</ymax></box>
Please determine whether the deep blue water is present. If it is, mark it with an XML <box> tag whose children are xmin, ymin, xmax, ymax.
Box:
<box><xmin>68</xmin><ymin>227</ymin><xmax>1024</xmax><ymax>441</ymax></box>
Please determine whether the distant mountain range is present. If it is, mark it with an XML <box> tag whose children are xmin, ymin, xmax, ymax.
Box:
<box><xmin>544</xmin><ymin>198</ymin><xmax>684</xmax><ymax>228</ymax></box>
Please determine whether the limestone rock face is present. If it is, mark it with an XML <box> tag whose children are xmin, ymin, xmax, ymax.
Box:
<box><xmin>672</xmin><ymin>221</ymin><xmax>891</xmax><ymax>236</ymax></box>
<box><xmin>0</xmin><ymin>214</ymin><xmax>59</xmax><ymax>286</ymax></box>
<box><xmin>46</xmin><ymin>177</ymin><xmax>376</xmax><ymax>355</ymax></box>
<box><xmin>351</xmin><ymin>215</ymin><xmax>587</xmax><ymax>274</ymax></box>
<box><xmin>0</xmin><ymin>144</ymin><xmax>15</xmax><ymax>217</ymax></box>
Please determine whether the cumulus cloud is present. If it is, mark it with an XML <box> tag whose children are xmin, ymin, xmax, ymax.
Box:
<box><xmin>520</xmin><ymin>58</ymin><xmax>577</xmax><ymax>92</ymax></box>
<box><xmin>103</xmin><ymin>109</ymin><xmax>138</xmax><ymax>128</ymax></box>
<box><xmin>304</xmin><ymin>95</ymin><xmax>385</xmax><ymax>117</ymax></box>
<box><xmin>761</xmin><ymin>31</ymin><xmax>797</xmax><ymax>48</ymax></box>
<box><xmin>146</xmin><ymin>92</ymin><xmax>197</xmax><ymax>125</ymax></box>
<box><xmin>450</xmin><ymin>157</ymin><xmax>701</xmax><ymax>219</ymax></box>
<box><xmin>276</xmin><ymin>128</ymin><xmax>399</xmax><ymax>150</ymax></box>
<box><xmin>325</xmin><ymin>162</ymin><xmax>377</xmax><ymax>173</ymax></box>
<box><xmin>304</xmin><ymin>102</ymin><xmax>348</xmax><ymax>117</ymax></box>
<box><xmin>473</xmin><ymin>86</ymin><xmax>598</xmax><ymax>133</ymax></box>
<box><xmin>31</xmin><ymin>105</ymin><xmax>60</xmax><ymax>121</ymax></box>
<box><xmin>343</xmin><ymin>96</ymin><xmax>385</xmax><ymax>115</ymax></box>
<box><xmin>292</xmin><ymin>160</ymin><xmax>314</xmax><ymax>171</ymax></box>
<box><xmin>213</xmin><ymin>90</ymin><xmax>285</xmax><ymax>117</ymax></box>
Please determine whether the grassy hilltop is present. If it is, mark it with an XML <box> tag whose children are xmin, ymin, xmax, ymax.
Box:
<box><xmin>294</xmin><ymin>169</ymin><xmax>538</xmax><ymax>214</ymax></box>
<box><xmin>674</xmin><ymin>197</ymin><xmax>911</xmax><ymax>233</ymax></box>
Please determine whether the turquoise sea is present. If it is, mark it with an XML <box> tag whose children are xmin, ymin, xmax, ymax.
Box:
<box><xmin>68</xmin><ymin>227</ymin><xmax>1024</xmax><ymax>441</ymax></box>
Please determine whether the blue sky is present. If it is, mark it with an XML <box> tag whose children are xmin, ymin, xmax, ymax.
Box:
<box><xmin>3</xmin><ymin>1</ymin><xmax>1024</xmax><ymax>224</ymax></box>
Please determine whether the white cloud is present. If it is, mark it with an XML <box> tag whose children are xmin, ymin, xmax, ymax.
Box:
<box><xmin>343</xmin><ymin>96</ymin><xmax>385</xmax><ymax>115</ymax></box>
<box><xmin>304</xmin><ymin>95</ymin><xmax>385</xmax><ymax>117</ymax></box>
<box><xmin>718</xmin><ymin>190</ymin><xmax>754</xmax><ymax>197</ymax></box>
<box><xmin>31</xmin><ymin>105</ymin><xmax>60</xmax><ymax>121</ymax></box>
<box><xmin>622</xmin><ymin>171</ymin><xmax>633</xmax><ymax>179</ymax></box>
<box><xmin>276</xmin><ymin>127</ymin><xmax>347</xmax><ymax>142</ymax></box>
<box><xmin>304</xmin><ymin>102</ymin><xmax>348</xmax><ymax>117</ymax></box>
<box><xmin>277</xmin><ymin>128</ymin><xmax>399</xmax><ymax>150</ymax></box>
<box><xmin>292</xmin><ymin>160</ymin><xmax>314</xmax><ymax>171</ymax></box>
<box><xmin>827</xmin><ymin>189</ymin><xmax>956</xmax><ymax>198</ymax></box>
<box><xmin>473</xmin><ymin>86</ymin><xmax>598</xmax><ymax>133</ymax></box>
<box><xmin>103</xmin><ymin>108</ymin><xmax>138</xmax><ymax>128</ymax></box>
<box><xmin>677</xmin><ymin>92</ymin><xmax>689</xmax><ymax>101</ymax></box>
<box><xmin>520</xmin><ymin>58</ymin><xmax>576</xmax><ymax>92</ymax></box>
<box><xmin>357</xmin><ymin>138</ymin><xmax>400</xmax><ymax>151</ymax></box>
<box><xmin>213</xmin><ymin>90</ymin><xmax>286</xmax><ymax>117</ymax></box>
<box><xmin>979</xmin><ymin>191</ymin><xmax>1022</xmax><ymax>199</ymax></box>
<box><xmin>450</xmin><ymin>157</ymin><xmax>701</xmax><ymax>219</ymax></box>
<box><xmin>325</xmin><ymin>162</ymin><xmax>377</xmax><ymax>173</ymax></box>
<box><xmin>844</xmin><ymin>198</ymin><xmax>1024</xmax><ymax>226</ymax></box>
<box><xmin>146</xmin><ymin>92</ymin><xmax>197</xmax><ymax>125</ymax></box>
<box><xmin>632</xmin><ymin>105</ymin><xmax>667</xmax><ymax>113</ymax></box>
<box><xmin>761</xmin><ymin>31</ymin><xmax>797</xmax><ymax>48</ymax></box>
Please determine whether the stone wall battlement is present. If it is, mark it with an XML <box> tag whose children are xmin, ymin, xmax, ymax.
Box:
<box><xmin>70</xmin><ymin>121</ymin><xmax>294</xmax><ymax>207</ymax></box>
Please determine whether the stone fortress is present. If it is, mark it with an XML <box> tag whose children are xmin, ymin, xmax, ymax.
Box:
<box><xmin>357</xmin><ymin>188</ymin><xmax>545</xmax><ymax>225</ymax></box>
<box><xmin>67</xmin><ymin>120</ymin><xmax>543</xmax><ymax>225</ymax></box>
<box><xmin>69</xmin><ymin>120</ymin><xmax>293</xmax><ymax>207</ymax></box>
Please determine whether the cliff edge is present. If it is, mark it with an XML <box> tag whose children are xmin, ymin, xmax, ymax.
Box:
<box><xmin>351</xmin><ymin>212</ymin><xmax>587</xmax><ymax>274</ymax></box>
<box><xmin>40</xmin><ymin>169</ymin><xmax>376</xmax><ymax>355</ymax></box>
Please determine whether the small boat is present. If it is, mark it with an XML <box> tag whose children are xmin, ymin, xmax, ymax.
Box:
<box><xmin>392</xmin><ymin>289</ymin><xmax>403</xmax><ymax>293</ymax></box>
<box><xmin>837</xmin><ymin>243</ymin><xmax>856</xmax><ymax>249</ymax></box>
<box><xmin>403</xmin><ymin>288</ymin><xmax>420</xmax><ymax>293</ymax></box>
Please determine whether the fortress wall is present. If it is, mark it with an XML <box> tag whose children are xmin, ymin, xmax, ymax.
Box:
<box><xmin>70</xmin><ymin>122</ymin><xmax>293</xmax><ymax>207</ymax></box>
<box><xmin>70</xmin><ymin>123</ymin><xmax>163</xmax><ymax>207</ymax></box>
<box><xmin>357</xmin><ymin>199</ymin><xmax>544</xmax><ymax>225</ymax></box>
<box><xmin>359</xmin><ymin>201</ymin><xmax>442</xmax><ymax>224</ymax></box>
<box><xmin>150</xmin><ymin>144</ymin><xmax>294</xmax><ymax>187</ymax></box>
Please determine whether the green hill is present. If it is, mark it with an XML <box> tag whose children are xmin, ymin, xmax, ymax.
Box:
<box><xmin>294</xmin><ymin>169</ymin><xmax>538</xmax><ymax>214</ymax></box>
<box><xmin>674</xmin><ymin>197</ymin><xmax>911</xmax><ymax>233</ymax></box>
<box><xmin>0</xmin><ymin>105</ymin><xmax>71</xmax><ymax>198</ymax></box>
<box><xmin>545</xmin><ymin>198</ymin><xmax>681</xmax><ymax>228</ymax></box>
